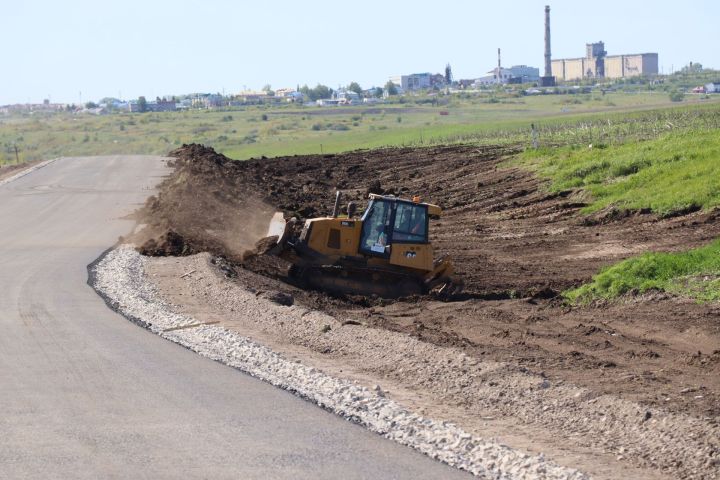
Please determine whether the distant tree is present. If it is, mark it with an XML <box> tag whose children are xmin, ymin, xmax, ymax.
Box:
<box><xmin>373</xmin><ymin>87</ymin><xmax>384</xmax><ymax>98</ymax></box>
<box><xmin>445</xmin><ymin>63</ymin><xmax>453</xmax><ymax>84</ymax></box>
<box><xmin>300</xmin><ymin>84</ymin><xmax>332</xmax><ymax>101</ymax></box>
<box><xmin>669</xmin><ymin>90</ymin><xmax>685</xmax><ymax>102</ymax></box>
<box><xmin>314</xmin><ymin>84</ymin><xmax>331</xmax><ymax>100</ymax></box>
<box><xmin>84</xmin><ymin>101</ymin><xmax>98</xmax><ymax>109</ymax></box>
<box><xmin>385</xmin><ymin>81</ymin><xmax>398</xmax><ymax>96</ymax></box>
<box><xmin>262</xmin><ymin>84</ymin><xmax>275</xmax><ymax>96</ymax></box>
<box><xmin>347</xmin><ymin>82</ymin><xmax>363</xmax><ymax>95</ymax></box>
<box><xmin>680</xmin><ymin>62</ymin><xmax>703</xmax><ymax>74</ymax></box>
<box><xmin>99</xmin><ymin>97</ymin><xmax>120</xmax><ymax>106</ymax></box>
<box><xmin>137</xmin><ymin>96</ymin><xmax>147</xmax><ymax>113</ymax></box>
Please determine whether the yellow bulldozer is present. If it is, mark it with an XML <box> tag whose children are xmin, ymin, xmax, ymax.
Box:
<box><xmin>265</xmin><ymin>192</ymin><xmax>462</xmax><ymax>298</ymax></box>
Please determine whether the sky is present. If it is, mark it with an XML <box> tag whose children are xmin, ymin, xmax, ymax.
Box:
<box><xmin>1</xmin><ymin>0</ymin><xmax>718</xmax><ymax>105</ymax></box>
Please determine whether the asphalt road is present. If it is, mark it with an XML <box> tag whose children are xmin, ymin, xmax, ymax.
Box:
<box><xmin>0</xmin><ymin>156</ymin><xmax>468</xmax><ymax>479</ymax></box>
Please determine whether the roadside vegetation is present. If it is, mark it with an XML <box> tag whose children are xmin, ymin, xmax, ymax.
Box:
<box><xmin>519</xmin><ymin>125</ymin><xmax>720</xmax><ymax>217</ymax></box>
<box><xmin>565</xmin><ymin>239</ymin><xmax>720</xmax><ymax>304</ymax></box>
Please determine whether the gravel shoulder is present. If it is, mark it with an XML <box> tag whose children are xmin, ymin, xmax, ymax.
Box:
<box><xmin>145</xmin><ymin>252</ymin><xmax>718</xmax><ymax>480</ymax></box>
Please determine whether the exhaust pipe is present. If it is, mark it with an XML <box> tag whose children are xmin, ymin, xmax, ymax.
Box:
<box><xmin>331</xmin><ymin>191</ymin><xmax>342</xmax><ymax>218</ymax></box>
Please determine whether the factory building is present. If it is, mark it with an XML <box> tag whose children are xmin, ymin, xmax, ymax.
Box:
<box><xmin>389</xmin><ymin>73</ymin><xmax>431</xmax><ymax>91</ymax></box>
<box><xmin>552</xmin><ymin>41</ymin><xmax>658</xmax><ymax>81</ymax></box>
<box><xmin>474</xmin><ymin>65</ymin><xmax>540</xmax><ymax>86</ymax></box>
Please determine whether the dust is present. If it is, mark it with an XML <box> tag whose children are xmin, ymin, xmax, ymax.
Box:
<box><xmin>132</xmin><ymin>144</ymin><xmax>279</xmax><ymax>260</ymax></box>
<box><xmin>206</xmin><ymin>197</ymin><xmax>277</xmax><ymax>258</ymax></box>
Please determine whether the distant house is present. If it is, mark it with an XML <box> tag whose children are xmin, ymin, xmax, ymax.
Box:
<box><xmin>274</xmin><ymin>90</ymin><xmax>305</xmax><ymax>103</ymax></box>
<box><xmin>274</xmin><ymin>88</ymin><xmax>294</xmax><ymax>97</ymax></box>
<box><xmin>475</xmin><ymin>68</ymin><xmax>515</xmax><ymax>86</ymax></box>
<box><xmin>151</xmin><ymin>100</ymin><xmax>177</xmax><ymax>112</ymax></box>
<box><xmin>507</xmin><ymin>65</ymin><xmax>540</xmax><ymax>83</ymax></box>
<box><xmin>334</xmin><ymin>89</ymin><xmax>360</xmax><ymax>105</ymax></box>
<box><xmin>275</xmin><ymin>88</ymin><xmax>304</xmax><ymax>102</ymax></box>
<box><xmin>705</xmin><ymin>83</ymin><xmax>720</xmax><ymax>93</ymax></box>
<box><xmin>236</xmin><ymin>91</ymin><xmax>268</xmax><ymax>104</ymax></box>
<box><xmin>203</xmin><ymin>94</ymin><xmax>224</xmax><ymax>108</ymax></box>
<box><xmin>389</xmin><ymin>73</ymin><xmax>432</xmax><ymax>91</ymax></box>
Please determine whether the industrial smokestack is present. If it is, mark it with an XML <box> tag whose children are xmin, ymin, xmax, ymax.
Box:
<box><xmin>498</xmin><ymin>48</ymin><xmax>501</xmax><ymax>69</ymax></box>
<box><xmin>541</xmin><ymin>5</ymin><xmax>556</xmax><ymax>87</ymax></box>
<box><xmin>544</xmin><ymin>6</ymin><xmax>552</xmax><ymax>77</ymax></box>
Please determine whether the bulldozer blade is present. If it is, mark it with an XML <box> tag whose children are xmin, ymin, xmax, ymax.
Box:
<box><xmin>266</xmin><ymin>213</ymin><xmax>297</xmax><ymax>251</ymax></box>
<box><xmin>266</xmin><ymin>212</ymin><xmax>287</xmax><ymax>240</ymax></box>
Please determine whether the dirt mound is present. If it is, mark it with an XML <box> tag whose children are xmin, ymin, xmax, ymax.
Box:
<box><xmin>135</xmin><ymin>144</ymin><xmax>278</xmax><ymax>262</ymax></box>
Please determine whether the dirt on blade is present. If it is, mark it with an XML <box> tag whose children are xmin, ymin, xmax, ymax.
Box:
<box><xmin>136</xmin><ymin>143</ymin><xmax>720</xmax><ymax>423</ymax></box>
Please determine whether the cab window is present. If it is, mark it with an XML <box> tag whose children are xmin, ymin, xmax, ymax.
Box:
<box><xmin>392</xmin><ymin>203</ymin><xmax>427</xmax><ymax>243</ymax></box>
<box><xmin>360</xmin><ymin>200</ymin><xmax>392</xmax><ymax>255</ymax></box>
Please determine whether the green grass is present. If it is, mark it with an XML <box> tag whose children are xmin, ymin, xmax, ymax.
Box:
<box><xmin>518</xmin><ymin>127</ymin><xmax>720</xmax><ymax>217</ymax></box>
<box><xmin>565</xmin><ymin>239</ymin><xmax>720</xmax><ymax>303</ymax></box>
<box><xmin>2</xmin><ymin>91</ymin><xmax>719</xmax><ymax>165</ymax></box>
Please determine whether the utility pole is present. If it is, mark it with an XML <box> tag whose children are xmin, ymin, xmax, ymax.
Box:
<box><xmin>14</xmin><ymin>144</ymin><xmax>19</xmax><ymax>164</ymax></box>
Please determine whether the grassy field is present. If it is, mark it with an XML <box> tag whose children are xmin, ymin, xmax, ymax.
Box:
<box><xmin>2</xmin><ymin>90</ymin><xmax>719</xmax><ymax>164</ymax></box>
<box><xmin>517</xmin><ymin>126</ymin><xmax>720</xmax><ymax>217</ymax></box>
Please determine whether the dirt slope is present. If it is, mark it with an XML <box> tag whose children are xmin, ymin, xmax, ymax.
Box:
<box><xmin>137</xmin><ymin>144</ymin><xmax>720</xmax><ymax>421</ymax></box>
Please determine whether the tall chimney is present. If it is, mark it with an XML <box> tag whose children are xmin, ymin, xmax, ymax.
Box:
<box><xmin>541</xmin><ymin>5</ymin><xmax>556</xmax><ymax>86</ymax></box>
<box><xmin>498</xmin><ymin>48</ymin><xmax>501</xmax><ymax>69</ymax></box>
<box><xmin>544</xmin><ymin>6</ymin><xmax>552</xmax><ymax>78</ymax></box>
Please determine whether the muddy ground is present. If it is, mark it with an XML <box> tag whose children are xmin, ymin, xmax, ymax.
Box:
<box><xmin>137</xmin><ymin>143</ymin><xmax>720</xmax><ymax>422</ymax></box>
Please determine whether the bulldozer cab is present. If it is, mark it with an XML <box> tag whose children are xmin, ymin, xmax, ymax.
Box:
<box><xmin>359</xmin><ymin>195</ymin><xmax>429</xmax><ymax>258</ymax></box>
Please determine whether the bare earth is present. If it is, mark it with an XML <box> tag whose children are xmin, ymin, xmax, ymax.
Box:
<box><xmin>137</xmin><ymin>144</ymin><xmax>720</xmax><ymax>479</ymax></box>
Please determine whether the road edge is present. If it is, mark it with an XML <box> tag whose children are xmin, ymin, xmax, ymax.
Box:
<box><xmin>0</xmin><ymin>158</ymin><xmax>61</xmax><ymax>187</ymax></box>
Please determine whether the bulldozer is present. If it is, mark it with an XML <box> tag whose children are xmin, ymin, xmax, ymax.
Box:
<box><xmin>263</xmin><ymin>191</ymin><xmax>462</xmax><ymax>298</ymax></box>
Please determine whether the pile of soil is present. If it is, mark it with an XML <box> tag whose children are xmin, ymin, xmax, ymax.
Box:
<box><xmin>137</xmin><ymin>143</ymin><xmax>720</xmax><ymax>419</ymax></box>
